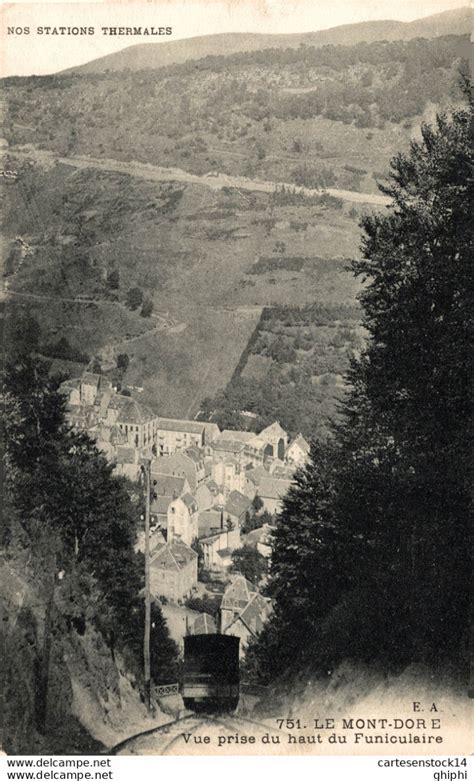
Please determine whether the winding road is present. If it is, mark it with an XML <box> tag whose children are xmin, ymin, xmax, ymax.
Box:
<box><xmin>8</xmin><ymin>147</ymin><xmax>390</xmax><ymax>206</ymax></box>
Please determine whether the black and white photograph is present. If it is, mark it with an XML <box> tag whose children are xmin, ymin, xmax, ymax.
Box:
<box><xmin>1</xmin><ymin>0</ymin><xmax>472</xmax><ymax>767</ymax></box>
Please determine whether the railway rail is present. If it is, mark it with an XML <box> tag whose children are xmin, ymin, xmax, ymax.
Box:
<box><xmin>110</xmin><ymin>712</ymin><xmax>286</xmax><ymax>755</ymax></box>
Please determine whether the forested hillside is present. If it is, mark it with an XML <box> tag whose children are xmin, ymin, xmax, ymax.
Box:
<box><xmin>3</xmin><ymin>36</ymin><xmax>468</xmax><ymax>189</ymax></box>
<box><xmin>199</xmin><ymin>301</ymin><xmax>364</xmax><ymax>439</ymax></box>
<box><xmin>245</xmin><ymin>100</ymin><xmax>472</xmax><ymax>684</ymax></box>
<box><xmin>64</xmin><ymin>7</ymin><xmax>470</xmax><ymax>74</ymax></box>
<box><xmin>3</xmin><ymin>354</ymin><xmax>179</xmax><ymax>752</ymax></box>
<box><xmin>2</xmin><ymin>32</ymin><xmax>469</xmax><ymax>430</ymax></box>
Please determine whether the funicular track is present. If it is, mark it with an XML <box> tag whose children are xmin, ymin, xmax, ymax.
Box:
<box><xmin>110</xmin><ymin>712</ymin><xmax>285</xmax><ymax>755</ymax></box>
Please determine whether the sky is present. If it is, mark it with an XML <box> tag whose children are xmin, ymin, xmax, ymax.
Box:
<box><xmin>0</xmin><ymin>0</ymin><xmax>469</xmax><ymax>77</ymax></box>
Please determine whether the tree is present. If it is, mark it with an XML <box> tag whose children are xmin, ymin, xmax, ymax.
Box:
<box><xmin>231</xmin><ymin>545</ymin><xmax>267</xmax><ymax>586</ymax></box>
<box><xmin>3</xmin><ymin>355</ymin><xmax>179</xmax><ymax>713</ymax></box>
<box><xmin>249</xmin><ymin>101</ymin><xmax>472</xmax><ymax>681</ymax></box>
<box><xmin>125</xmin><ymin>287</ymin><xmax>144</xmax><ymax>311</ymax></box>
<box><xmin>252</xmin><ymin>495</ymin><xmax>264</xmax><ymax>513</ymax></box>
<box><xmin>106</xmin><ymin>269</ymin><xmax>120</xmax><ymax>290</ymax></box>
<box><xmin>117</xmin><ymin>353</ymin><xmax>130</xmax><ymax>373</ymax></box>
<box><xmin>140</xmin><ymin>298</ymin><xmax>153</xmax><ymax>318</ymax></box>
<box><xmin>5</xmin><ymin>309</ymin><xmax>41</xmax><ymax>356</ymax></box>
<box><xmin>191</xmin><ymin>538</ymin><xmax>205</xmax><ymax>576</ymax></box>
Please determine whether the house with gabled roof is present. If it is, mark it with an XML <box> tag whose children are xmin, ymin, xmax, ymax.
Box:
<box><xmin>245</xmin><ymin>467</ymin><xmax>293</xmax><ymax>515</ymax></box>
<box><xmin>150</xmin><ymin>471</ymin><xmax>189</xmax><ymax>498</ymax></box>
<box><xmin>116</xmin><ymin>397</ymin><xmax>158</xmax><ymax>451</ymax></box>
<box><xmin>201</xmin><ymin>421</ymin><xmax>221</xmax><ymax>444</ymax></box>
<box><xmin>79</xmin><ymin>372</ymin><xmax>101</xmax><ymax>405</ymax></box>
<box><xmin>156</xmin><ymin>417</ymin><xmax>205</xmax><ymax>455</ymax></box>
<box><xmin>167</xmin><ymin>492</ymin><xmax>199</xmax><ymax>546</ymax></box>
<box><xmin>285</xmin><ymin>433</ymin><xmax>310</xmax><ymax>468</ymax></box>
<box><xmin>211</xmin><ymin>454</ymin><xmax>246</xmax><ymax>497</ymax></box>
<box><xmin>149</xmin><ymin>541</ymin><xmax>198</xmax><ymax>602</ymax></box>
<box><xmin>195</xmin><ymin>479</ymin><xmax>224</xmax><ymax>512</ymax></box>
<box><xmin>200</xmin><ymin>527</ymin><xmax>240</xmax><ymax>572</ymax></box>
<box><xmin>189</xmin><ymin>613</ymin><xmax>216</xmax><ymax>635</ymax></box>
<box><xmin>113</xmin><ymin>445</ymin><xmax>142</xmax><ymax>481</ymax></box>
<box><xmin>258</xmin><ymin>421</ymin><xmax>289</xmax><ymax>461</ymax></box>
<box><xmin>153</xmin><ymin>447</ymin><xmax>206</xmax><ymax>492</ymax></box>
<box><xmin>224</xmin><ymin>490</ymin><xmax>253</xmax><ymax>529</ymax></box>
<box><xmin>245</xmin><ymin>523</ymin><xmax>276</xmax><ymax>558</ymax></box>
<box><xmin>198</xmin><ymin>506</ymin><xmax>224</xmax><ymax>538</ymax></box>
<box><xmin>221</xmin><ymin>575</ymin><xmax>272</xmax><ymax>656</ymax></box>
<box><xmin>149</xmin><ymin>472</ymin><xmax>190</xmax><ymax>532</ymax></box>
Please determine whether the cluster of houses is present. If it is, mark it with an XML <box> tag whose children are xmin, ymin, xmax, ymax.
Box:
<box><xmin>61</xmin><ymin>371</ymin><xmax>311</xmax><ymax>653</ymax></box>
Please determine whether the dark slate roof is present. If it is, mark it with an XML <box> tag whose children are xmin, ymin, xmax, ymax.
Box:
<box><xmin>150</xmin><ymin>541</ymin><xmax>197</xmax><ymax>572</ymax></box>
<box><xmin>114</xmin><ymin>447</ymin><xmax>137</xmax><ymax>465</ymax></box>
<box><xmin>210</xmin><ymin>439</ymin><xmax>246</xmax><ymax>453</ymax></box>
<box><xmin>259</xmin><ymin>421</ymin><xmax>288</xmax><ymax>439</ymax></box>
<box><xmin>219</xmin><ymin>430</ymin><xmax>255</xmax><ymax>443</ymax></box>
<box><xmin>237</xmin><ymin>593</ymin><xmax>272</xmax><ymax>636</ymax></box>
<box><xmin>157</xmin><ymin>417</ymin><xmax>204</xmax><ymax>434</ymax></box>
<box><xmin>287</xmin><ymin>433</ymin><xmax>310</xmax><ymax>454</ymax></box>
<box><xmin>180</xmin><ymin>493</ymin><xmax>198</xmax><ymax>512</ymax></box>
<box><xmin>151</xmin><ymin>473</ymin><xmax>186</xmax><ymax>498</ymax></box>
<box><xmin>183</xmin><ymin>446</ymin><xmax>204</xmax><ymax>463</ymax></box>
<box><xmin>116</xmin><ymin>398</ymin><xmax>157</xmax><ymax>425</ymax></box>
<box><xmin>246</xmin><ymin>524</ymin><xmax>276</xmax><ymax>546</ymax></box>
<box><xmin>151</xmin><ymin>496</ymin><xmax>172</xmax><ymax>516</ymax></box>
<box><xmin>221</xmin><ymin>575</ymin><xmax>256</xmax><ymax>610</ymax></box>
<box><xmin>82</xmin><ymin>372</ymin><xmax>101</xmax><ymax>387</ymax></box>
<box><xmin>225</xmin><ymin>490</ymin><xmax>252</xmax><ymax>518</ymax></box>
<box><xmin>256</xmin><ymin>477</ymin><xmax>293</xmax><ymax>500</ymax></box>
<box><xmin>245</xmin><ymin>466</ymin><xmax>270</xmax><ymax>485</ymax></box>
<box><xmin>190</xmin><ymin>613</ymin><xmax>216</xmax><ymax>635</ymax></box>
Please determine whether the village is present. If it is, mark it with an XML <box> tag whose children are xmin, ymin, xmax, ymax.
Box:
<box><xmin>61</xmin><ymin>371</ymin><xmax>311</xmax><ymax>656</ymax></box>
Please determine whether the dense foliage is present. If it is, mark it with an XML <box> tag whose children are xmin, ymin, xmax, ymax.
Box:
<box><xmin>200</xmin><ymin>302</ymin><xmax>363</xmax><ymax>438</ymax></box>
<box><xmin>3</xmin><ymin>355</ymin><xmax>179</xmax><ymax>687</ymax></box>
<box><xmin>2</xmin><ymin>36</ymin><xmax>467</xmax><ymax>186</ymax></box>
<box><xmin>247</xmin><ymin>101</ymin><xmax>472</xmax><ymax>682</ymax></box>
<box><xmin>231</xmin><ymin>546</ymin><xmax>268</xmax><ymax>585</ymax></box>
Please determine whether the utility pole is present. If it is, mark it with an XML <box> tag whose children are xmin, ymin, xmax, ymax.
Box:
<box><xmin>140</xmin><ymin>458</ymin><xmax>152</xmax><ymax>713</ymax></box>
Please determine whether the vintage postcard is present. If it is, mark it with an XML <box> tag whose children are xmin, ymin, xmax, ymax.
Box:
<box><xmin>1</xmin><ymin>0</ymin><xmax>472</xmax><ymax>764</ymax></box>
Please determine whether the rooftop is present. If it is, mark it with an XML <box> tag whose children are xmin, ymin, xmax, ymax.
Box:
<box><xmin>190</xmin><ymin>613</ymin><xmax>216</xmax><ymax>635</ymax></box>
<box><xmin>237</xmin><ymin>592</ymin><xmax>272</xmax><ymax>636</ymax></box>
<box><xmin>116</xmin><ymin>397</ymin><xmax>157</xmax><ymax>425</ymax></box>
<box><xmin>114</xmin><ymin>446</ymin><xmax>137</xmax><ymax>465</ymax></box>
<box><xmin>287</xmin><ymin>433</ymin><xmax>310</xmax><ymax>454</ymax></box>
<box><xmin>151</xmin><ymin>495</ymin><xmax>172</xmax><ymax>516</ymax></box>
<box><xmin>183</xmin><ymin>446</ymin><xmax>204</xmax><ymax>463</ymax></box>
<box><xmin>222</xmin><ymin>575</ymin><xmax>256</xmax><ymax>609</ymax></box>
<box><xmin>210</xmin><ymin>439</ymin><xmax>246</xmax><ymax>454</ymax></box>
<box><xmin>157</xmin><ymin>417</ymin><xmax>205</xmax><ymax>435</ymax></box>
<box><xmin>82</xmin><ymin>372</ymin><xmax>101</xmax><ymax>387</ymax></box>
<box><xmin>259</xmin><ymin>421</ymin><xmax>288</xmax><ymax>440</ymax></box>
<box><xmin>180</xmin><ymin>493</ymin><xmax>198</xmax><ymax>511</ymax></box>
<box><xmin>150</xmin><ymin>541</ymin><xmax>197</xmax><ymax>572</ymax></box>
<box><xmin>246</xmin><ymin>524</ymin><xmax>276</xmax><ymax>546</ymax></box>
<box><xmin>219</xmin><ymin>430</ymin><xmax>255</xmax><ymax>444</ymax></box>
<box><xmin>257</xmin><ymin>476</ymin><xmax>293</xmax><ymax>500</ymax></box>
<box><xmin>151</xmin><ymin>473</ymin><xmax>187</xmax><ymax>498</ymax></box>
<box><xmin>225</xmin><ymin>490</ymin><xmax>252</xmax><ymax>519</ymax></box>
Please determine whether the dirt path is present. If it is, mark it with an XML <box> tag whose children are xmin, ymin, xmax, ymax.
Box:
<box><xmin>9</xmin><ymin>147</ymin><xmax>390</xmax><ymax>206</ymax></box>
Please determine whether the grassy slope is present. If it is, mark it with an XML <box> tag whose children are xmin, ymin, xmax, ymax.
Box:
<box><xmin>3</xmin><ymin>157</ymin><xmax>362</xmax><ymax>417</ymax></box>
<box><xmin>3</xmin><ymin>36</ymin><xmax>465</xmax><ymax>419</ymax></box>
